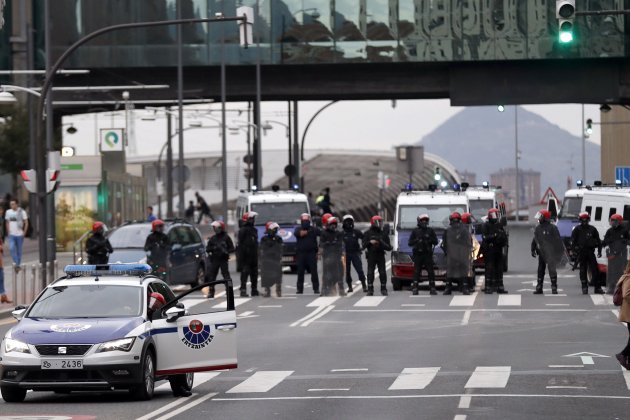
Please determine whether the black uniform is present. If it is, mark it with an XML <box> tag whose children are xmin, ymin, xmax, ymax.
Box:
<box><xmin>294</xmin><ymin>222</ymin><xmax>320</xmax><ymax>294</ymax></box>
<box><xmin>571</xmin><ymin>223</ymin><xmax>603</xmax><ymax>294</ymax></box>
<box><xmin>238</xmin><ymin>223</ymin><xmax>259</xmax><ymax>296</ymax></box>
<box><xmin>320</xmin><ymin>228</ymin><xmax>345</xmax><ymax>296</ymax></box>
<box><xmin>86</xmin><ymin>231</ymin><xmax>113</xmax><ymax>265</ymax></box>
<box><xmin>531</xmin><ymin>221</ymin><xmax>564</xmax><ymax>294</ymax></box>
<box><xmin>408</xmin><ymin>225</ymin><xmax>438</xmax><ymax>294</ymax></box>
<box><xmin>144</xmin><ymin>231</ymin><xmax>170</xmax><ymax>279</ymax></box>
<box><xmin>206</xmin><ymin>231</ymin><xmax>235</xmax><ymax>297</ymax></box>
<box><xmin>480</xmin><ymin>221</ymin><xmax>508</xmax><ymax>294</ymax></box>
<box><xmin>260</xmin><ymin>234</ymin><xmax>284</xmax><ymax>297</ymax></box>
<box><xmin>363</xmin><ymin>226</ymin><xmax>392</xmax><ymax>295</ymax></box>
<box><xmin>342</xmin><ymin>225</ymin><xmax>366</xmax><ymax>292</ymax></box>
<box><xmin>603</xmin><ymin>225</ymin><xmax>629</xmax><ymax>293</ymax></box>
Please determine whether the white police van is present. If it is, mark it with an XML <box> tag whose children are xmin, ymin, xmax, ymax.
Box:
<box><xmin>0</xmin><ymin>264</ymin><xmax>237</xmax><ymax>402</ymax></box>
<box><xmin>464</xmin><ymin>183</ymin><xmax>509</xmax><ymax>272</ymax></box>
<box><xmin>554</xmin><ymin>184</ymin><xmax>586</xmax><ymax>253</ymax></box>
<box><xmin>235</xmin><ymin>187</ymin><xmax>309</xmax><ymax>271</ymax></box>
<box><xmin>391</xmin><ymin>187</ymin><xmax>469</xmax><ymax>290</ymax></box>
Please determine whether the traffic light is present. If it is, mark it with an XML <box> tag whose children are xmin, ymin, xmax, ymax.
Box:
<box><xmin>556</xmin><ymin>0</ymin><xmax>575</xmax><ymax>44</ymax></box>
<box><xmin>46</xmin><ymin>169</ymin><xmax>60</xmax><ymax>193</ymax></box>
<box><xmin>20</xmin><ymin>170</ymin><xmax>37</xmax><ymax>193</ymax></box>
<box><xmin>586</xmin><ymin>118</ymin><xmax>593</xmax><ymax>136</ymax></box>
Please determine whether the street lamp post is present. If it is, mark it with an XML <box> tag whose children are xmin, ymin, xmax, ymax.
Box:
<box><xmin>300</xmin><ymin>101</ymin><xmax>338</xmax><ymax>191</ymax></box>
<box><xmin>264</xmin><ymin>119</ymin><xmax>292</xmax><ymax>187</ymax></box>
<box><xmin>498</xmin><ymin>105</ymin><xmax>520</xmax><ymax>219</ymax></box>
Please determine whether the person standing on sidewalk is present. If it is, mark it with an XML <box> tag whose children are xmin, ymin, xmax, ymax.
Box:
<box><xmin>5</xmin><ymin>199</ymin><xmax>28</xmax><ymax>271</ymax></box>
<box><xmin>0</xmin><ymin>237</ymin><xmax>11</xmax><ymax>304</ymax></box>
<box><xmin>615</xmin><ymin>262</ymin><xmax>630</xmax><ymax>370</ymax></box>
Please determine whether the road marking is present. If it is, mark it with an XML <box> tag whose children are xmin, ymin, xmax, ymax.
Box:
<box><xmin>458</xmin><ymin>395</ymin><xmax>471</xmax><ymax>408</ymax></box>
<box><xmin>290</xmin><ymin>305</ymin><xmax>328</xmax><ymax>327</ymax></box>
<box><xmin>153</xmin><ymin>392</ymin><xmax>218</xmax><ymax>420</ymax></box>
<box><xmin>213</xmin><ymin>297</ymin><xmax>251</xmax><ymax>309</ymax></box>
<box><xmin>450</xmin><ymin>292</ymin><xmax>478</xmax><ymax>307</ymax></box>
<box><xmin>155</xmin><ymin>371</ymin><xmax>221</xmax><ymax>393</ymax></box>
<box><xmin>546</xmin><ymin>386</ymin><xmax>587</xmax><ymax>389</ymax></box>
<box><xmin>354</xmin><ymin>296</ymin><xmax>386</xmax><ymax>307</ymax></box>
<box><xmin>388</xmin><ymin>367</ymin><xmax>440</xmax><ymax>390</ymax></box>
<box><xmin>335</xmin><ymin>308</ymin><xmax>615</xmax><ymax>313</ymax></box>
<box><xmin>454</xmin><ymin>416</ymin><xmax>467</xmax><ymax>420</ymax></box>
<box><xmin>465</xmin><ymin>366</ymin><xmax>510</xmax><ymax>388</ymax></box>
<box><xmin>301</xmin><ymin>305</ymin><xmax>335</xmax><ymax>327</ymax></box>
<box><xmin>461</xmin><ymin>310</ymin><xmax>472</xmax><ymax>326</ymax></box>
<box><xmin>135</xmin><ymin>395</ymin><xmax>190</xmax><ymax>420</ymax></box>
<box><xmin>590</xmin><ymin>295</ymin><xmax>613</xmax><ymax>306</ymax></box>
<box><xmin>622</xmin><ymin>366</ymin><xmax>630</xmax><ymax>390</ymax></box>
<box><xmin>307</xmin><ymin>296</ymin><xmax>339</xmax><ymax>307</ymax></box>
<box><xmin>258</xmin><ymin>305</ymin><xmax>282</xmax><ymax>308</ymax></box>
<box><xmin>308</xmin><ymin>388</ymin><xmax>350</xmax><ymax>392</ymax></box>
<box><xmin>544</xmin><ymin>294</ymin><xmax>568</xmax><ymax>297</ymax></box>
<box><xmin>226</xmin><ymin>371</ymin><xmax>293</xmax><ymax>393</ymax></box>
<box><xmin>497</xmin><ymin>295</ymin><xmax>521</xmax><ymax>306</ymax></box>
<box><xmin>401</xmin><ymin>304</ymin><xmax>426</xmax><ymax>307</ymax></box>
<box><xmin>546</xmin><ymin>304</ymin><xmax>570</xmax><ymax>307</ymax></box>
<box><xmin>330</xmin><ymin>368</ymin><xmax>368</xmax><ymax>372</ymax></box>
<box><xmin>548</xmin><ymin>365</ymin><xmax>584</xmax><ymax>368</ymax></box>
<box><xmin>238</xmin><ymin>310</ymin><xmax>255</xmax><ymax>317</ymax></box>
<box><xmin>563</xmin><ymin>352</ymin><xmax>610</xmax><ymax>365</ymax></box>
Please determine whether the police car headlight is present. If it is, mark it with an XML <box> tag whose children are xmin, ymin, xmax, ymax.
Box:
<box><xmin>97</xmin><ymin>337</ymin><xmax>136</xmax><ymax>353</ymax></box>
<box><xmin>4</xmin><ymin>338</ymin><xmax>30</xmax><ymax>354</ymax></box>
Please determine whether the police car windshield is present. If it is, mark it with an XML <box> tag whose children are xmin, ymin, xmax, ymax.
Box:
<box><xmin>558</xmin><ymin>197</ymin><xmax>582</xmax><ymax>219</ymax></box>
<box><xmin>398</xmin><ymin>205</ymin><xmax>467</xmax><ymax>229</ymax></box>
<box><xmin>468</xmin><ymin>200</ymin><xmax>494</xmax><ymax>221</ymax></box>
<box><xmin>108</xmin><ymin>224</ymin><xmax>152</xmax><ymax>248</ymax></box>
<box><xmin>28</xmin><ymin>285</ymin><xmax>143</xmax><ymax>318</ymax></box>
<box><xmin>250</xmin><ymin>202</ymin><xmax>308</xmax><ymax>225</ymax></box>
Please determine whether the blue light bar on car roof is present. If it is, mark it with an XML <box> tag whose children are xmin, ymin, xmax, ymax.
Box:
<box><xmin>64</xmin><ymin>264</ymin><xmax>152</xmax><ymax>277</ymax></box>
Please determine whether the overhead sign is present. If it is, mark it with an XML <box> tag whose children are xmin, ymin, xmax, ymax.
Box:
<box><xmin>615</xmin><ymin>166</ymin><xmax>630</xmax><ymax>186</ymax></box>
<box><xmin>100</xmin><ymin>129</ymin><xmax>124</xmax><ymax>152</ymax></box>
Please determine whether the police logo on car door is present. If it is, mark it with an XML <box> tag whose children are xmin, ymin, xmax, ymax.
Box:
<box><xmin>180</xmin><ymin>319</ymin><xmax>214</xmax><ymax>349</ymax></box>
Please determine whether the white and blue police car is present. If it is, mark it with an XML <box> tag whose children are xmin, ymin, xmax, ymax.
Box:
<box><xmin>0</xmin><ymin>264</ymin><xmax>237</xmax><ymax>402</ymax></box>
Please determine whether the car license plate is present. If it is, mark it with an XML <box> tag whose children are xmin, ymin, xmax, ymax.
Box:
<box><xmin>41</xmin><ymin>359</ymin><xmax>83</xmax><ymax>370</ymax></box>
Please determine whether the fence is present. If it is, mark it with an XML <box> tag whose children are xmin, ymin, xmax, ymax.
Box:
<box><xmin>10</xmin><ymin>261</ymin><xmax>59</xmax><ymax>306</ymax></box>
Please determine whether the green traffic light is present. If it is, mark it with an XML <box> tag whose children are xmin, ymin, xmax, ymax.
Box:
<box><xmin>559</xmin><ymin>31</ymin><xmax>573</xmax><ymax>43</ymax></box>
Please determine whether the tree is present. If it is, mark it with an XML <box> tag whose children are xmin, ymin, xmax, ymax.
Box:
<box><xmin>0</xmin><ymin>106</ymin><xmax>30</xmax><ymax>195</ymax></box>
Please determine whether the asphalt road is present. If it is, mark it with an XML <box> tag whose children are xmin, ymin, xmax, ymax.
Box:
<box><xmin>1</xmin><ymin>224</ymin><xmax>629</xmax><ymax>420</ymax></box>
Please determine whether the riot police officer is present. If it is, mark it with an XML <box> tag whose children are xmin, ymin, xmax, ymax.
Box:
<box><xmin>480</xmin><ymin>208</ymin><xmax>508</xmax><ymax>294</ymax></box>
<box><xmin>86</xmin><ymin>221</ymin><xmax>113</xmax><ymax>265</ymax></box>
<box><xmin>342</xmin><ymin>214</ymin><xmax>367</xmax><ymax>293</ymax></box>
<box><xmin>571</xmin><ymin>212</ymin><xmax>603</xmax><ymax>294</ymax></box>
<box><xmin>363</xmin><ymin>215</ymin><xmax>392</xmax><ymax>296</ymax></box>
<box><xmin>441</xmin><ymin>212</ymin><xmax>473</xmax><ymax>295</ymax></box>
<box><xmin>320</xmin><ymin>217</ymin><xmax>345</xmax><ymax>296</ymax></box>
<box><xmin>238</xmin><ymin>212</ymin><xmax>259</xmax><ymax>297</ymax></box>
<box><xmin>409</xmin><ymin>214</ymin><xmax>438</xmax><ymax>295</ymax></box>
<box><xmin>603</xmin><ymin>214</ymin><xmax>630</xmax><ymax>293</ymax></box>
<box><xmin>461</xmin><ymin>212</ymin><xmax>479</xmax><ymax>294</ymax></box>
<box><xmin>205</xmin><ymin>220</ymin><xmax>235</xmax><ymax>298</ymax></box>
<box><xmin>531</xmin><ymin>210</ymin><xmax>564</xmax><ymax>295</ymax></box>
<box><xmin>294</xmin><ymin>213</ymin><xmax>320</xmax><ymax>294</ymax></box>
<box><xmin>260</xmin><ymin>222</ymin><xmax>283</xmax><ymax>298</ymax></box>
<box><xmin>144</xmin><ymin>219</ymin><xmax>170</xmax><ymax>279</ymax></box>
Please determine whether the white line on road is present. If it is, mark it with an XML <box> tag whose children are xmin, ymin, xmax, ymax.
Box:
<box><xmin>461</xmin><ymin>310</ymin><xmax>472</xmax><ymax>326</ymax></box>
<box><xmin>301</xmin><ymin>305</ymin><xmax>335</xmax><ymax>327</ymax></box>
<box><xmin>226</xmin><ymin>371</ymin><xmax>293</xmax><ymax>393</ymax></box>
<box><xmin>308</xmin><ymin>388</ymin><xmax>350</xmax><ymax>392</ymax></box>
<box><xmin>258</xmin><ymin>305</ymin><xmax>282</xmax><ymax>308</ymax></box>
<box><xmin>238</xmin><ymin>311</ymin><xmax>255</xmax><ymax>317</ymax></box>
<box><xmin>307</xmin><ymin>296</ymin><xmax>339</xmax><ymax>307</ymax></box>
<box><xmin>546</xmin><ymin>304</ymin><xmax>570</xmax><ymax>307</ymax></box>
<box><xmin>454</xmin><ymin>415</ymin><xmax>467</xmax><ymax>420</ymax></box>
<box><xmin>546</xmin><ymin>386</ymin><xmax>587</xmax><ymax>389</ymax></box>
<box><xmin>153</xmin><ymin>393</ymin><xmax>218</xmax><ymax>420</ymax></box>
<box><xmin>401</xmin><ymin>304</ymin><xmax>426</xmax><ymax>307</ymax></box>
<box><xmin>450</xmin><ymin>292</ymin><xmax>478</xmax><ymax>307</ymax></box>
<box><xmin>548</xmin><ymin>365</ymin><xmax>584</xmax><ymax>368</ymax></box>
<box><xmin>135</xmin><ymin>396</ymin><xmax>189</xmax><ymax>420</ymax></box>
<box><xmin>155</xmin><ymin>371</ymin><xmax>221</xmax><ymax>393</ymax></box>
<box><xmin>465</xmin><ymin>366</ymin><xmax>511</xmax><ymax>389</ymax></box>
<box><xmin>354</xmin><ymin>296</ymin><xmax>386</xmax><ymax>307</ymax></box>
<box><xmin>497</xmin><ymin>295</ymin><xmax>521</xmax><ymax>306</ymax></box>
<box><xmin>458</xmin><ymin>396</ymin><xmax>471</xmax><ymax>409</ymax></box>
<box><xmin>388</xmin><ymin>367</ymin><xmax>440</xmax><ymax>390</ymax></box>
<box><xmin>590</xmin><ymin>295</ymin><xmax>613</xmax><ymax>306</ymax></box>
<box><xmin>544</xmin><ymin>294</ymin><xmax>568</xmax><ymax>297</ymax></box>
<box><xmin>290</xmin><ymin>305</ymin><xmax>328</xmax><ymax>327</ymax></box>
<box><xmin>331</xmin><ymin>368</ymin><xmax>369</xmax><ymax>372</ymax></box>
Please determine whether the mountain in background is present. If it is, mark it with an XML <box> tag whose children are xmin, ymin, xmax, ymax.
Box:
<box><xmin>418</xmin><ymin>106</ymin><xmax>600</xmax><ymax>200</ymax></box>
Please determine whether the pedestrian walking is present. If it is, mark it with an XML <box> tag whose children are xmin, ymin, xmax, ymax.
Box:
<box><xmin>480</xmin><ymin>208</ymin><xmax>508</xmax><ymax>294</ymax></box>
<box><xmin>0</xmin><ymin>237</ymin><xmax>11</xmax><ymax>304</ymax></box>
<box><xmin>531</xmin><ymin>210</ymin><xmax>565</xmax><ymax>295</ymax></box>
<box><xmin>320</xmin><ymin>217</ymin><xmax>345</xmax><ymax>296</ymax></box>
<box><xmin>5</xmin><ymin>199</ymin><xmax>28</xmax><ymax>270</ymax></box>
<box><xmin>147</xmin><ymin>206</ymin><xmax>157</xmax><ymax>222</ymax></box>
<box><xmin>238</xmin><ymin>212</ymin><xmax>259</xmax><ymax>297</ymax></box>
<box><xmin>86</xmin><ymin>221</ymin><xmax>113</xmax><ymax>265</ymax></box>
<box><xmin>320</xmin><ymin>187</ymin><xmax>333</xmax><ymax>214</ymax></box>
<box><xmin>185</xmin><ymin>200</ymin><xmax>196</xmax><ymax>223</ymax></box>
<box><xmin>441</xmin><ymin>212</ymin><xmax>473</xmax><ymax>295</ymax></box>
<box><xmin>603</xmin><ymin>214</ymin><xmax>630</xmax><ymax>294</ymax></box>
<box><xmin>294</xmin><ymin>213</ymin><xmax>320</xmax><ymax>294</ymax></box>
<box><xmin>461</xmin><ymin>212</ymin><xmax>478</xmax><ymax>294</ymax></box>
<box><xmin>205</xmin><ymin>220</ymin><xmax>235</xmax><ymax>298</ymax></box>
<box><xmin>342</xmin><ymin>214</ymin><xmax>367</xmax><ymax>293</ymax></box>
<box><xmin>571</xmin><ymin>212</ymin><xmax>604</xmax><ymax>294</ymax></box>
<box><xmin>409</xmin><ymin>214</ymin><xmax>438</xmax><ymax>295</ymax></box>
<box><xmin>144</xmin><ymin>219</ymin><xmax>170</xmax><ymax>280</ymax></box>
<box><xmin>364</xmin><ymin>215</ymin><xmax>392</xmax><ymax>296</ymax></box>
<box><xmin>615</xmin><ymin>262</ymin><xmax>630</xmax><ymax>370</ymax></box>
<box><xmin>195</xmin><ymin>192</ymin><xmax>214</xmax><ymax>224</ymax></box>
<box><xmin>260</xmin><ymin>222</ymin><xmax>283</xmax><ymax>298</ymax></box>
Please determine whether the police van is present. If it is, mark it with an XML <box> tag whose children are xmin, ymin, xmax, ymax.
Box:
<box><xmin>464</xmin><ymin>183</ymin><xmax>509</xmax><ymax>272</ymax></box>
<box><xmin>554</xmin><ymin>184</ymin><xmax>585</xmax><ymax>252</ymax></box>
<box><xmin>391</xmin><ymin>188</ymin><xmax>469</xmax><ymax>290</ymax></box>
<box><xmin>235</xmin><ymin>187</ymin><xmax>310</xmax><ymax>271</ymax></box>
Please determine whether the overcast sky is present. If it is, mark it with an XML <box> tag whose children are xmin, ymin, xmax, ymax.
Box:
<box><xmin>63</xmin><ymin>100</ymin><xmax>602</xmax><ymax>157</ymax></box>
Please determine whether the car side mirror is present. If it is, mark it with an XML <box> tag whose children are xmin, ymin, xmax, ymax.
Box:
<box><xmin>165</xmin><ymin>306</ymin><xmax>186</xmax><ymax>323</ymax></box>
<box><xmin>12</xmin><ymin>305</ymin><xmax>27</xmax><ymax>320</ymax></box>
<box><xmin>171</xmin><ymin>243</ymin><xmax>183</xmax><ymax>252</ymax></box>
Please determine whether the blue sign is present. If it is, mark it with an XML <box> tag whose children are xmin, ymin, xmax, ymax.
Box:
<box><xmin>615</xmin><ymin>166</ymin><xmax>630</xmax><ymax>186</ymax></box>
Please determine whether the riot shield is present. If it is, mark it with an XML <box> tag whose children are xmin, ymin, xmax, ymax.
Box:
<box><xmin>445</xmin><ymin>224</ymin><xmax>473</xmax><ymax>279</ymax></box>
<box><xmin>534</xmin><ymin>223</ymin><xmax>567</xmax><ymax>268</ymax></box>
<box><xmin>259</xmin><ymin>237</ymin><xmax>283</xmax><ymax>288</ymax></box>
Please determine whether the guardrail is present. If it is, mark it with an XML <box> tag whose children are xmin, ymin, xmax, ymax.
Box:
<box><xmin>10</xmin><ymin>261</ymin><xmax>59</xmax><ymax>306</ymax></box>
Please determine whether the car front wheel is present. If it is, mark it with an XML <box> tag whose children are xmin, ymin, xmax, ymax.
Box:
<box><xmin>1</xmin><ymin>386</ymin><xmax>27</xmax><ymax>403</ymax></box>
<box><xmin>191</xmin><ymin>265</ymin><xmax>206</xmax><ymax>287</ymax></box>
<box><xmin>130</xmin><ymin>350</ymin><xmax>155</xmax><ymax>401</ymax></box>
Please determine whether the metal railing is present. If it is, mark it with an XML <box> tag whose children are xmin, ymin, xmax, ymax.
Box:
<box><xmin>10</xmin><ymin>261</ymin><xmax>58</xmax><ymax>306</ymax></box>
